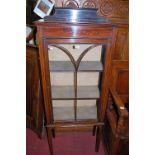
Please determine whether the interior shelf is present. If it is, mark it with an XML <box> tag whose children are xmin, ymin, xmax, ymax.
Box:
<box><xmin>49</xmin><ymin>61</ymin><xmax>74</xmax><ymax>72</ymax></box>
<box><xmin>49</xmin><ymin>61</ymin><xmax>103</xmax><ymax>72</ymax></box>
<box><xmin>53</xmin><ymin>106</ymin><xmax>97</xmax><ymax>121</ymax></box>
<box><xmin>52</xmin><ymin>86</ymin><xmax>100</xmax><ymax>100</ymax></box>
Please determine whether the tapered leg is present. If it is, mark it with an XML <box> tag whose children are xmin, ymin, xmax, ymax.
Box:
<box><xmin>47</xmin><ymin>128</ymin><xmax>53</xmax><ymax>155</ymax></box>
<box><xmin>95</xmin><ymin>126</ymin><xmax>102</xmax><ymax>152</ymax></box>
<box><xmin>52</xmin><ymin>129</ymin><xmax>55</xmax><ymax>138</ymax></box>
<box><xmin>93</xmin><ymin>125</ymin><xmax>97</xmax><ymax>136</ymax></box>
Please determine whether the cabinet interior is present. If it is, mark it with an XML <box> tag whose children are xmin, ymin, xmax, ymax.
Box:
<box><xmin>48</xmin><ymin>44</ymin><xmax>106</xmax><ymax>122</ymax></box>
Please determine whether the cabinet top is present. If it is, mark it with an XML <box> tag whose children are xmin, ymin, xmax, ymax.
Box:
<box><xmin>35</xmin><ymin>8</ymin><xmax>114</xmax><ymax>26</ymax></box>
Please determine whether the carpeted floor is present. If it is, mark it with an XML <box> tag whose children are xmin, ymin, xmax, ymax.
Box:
<box><xmin>26</xmin><ymin>128</ymin><xmax>105</xmax><ymax>155</ymax></box>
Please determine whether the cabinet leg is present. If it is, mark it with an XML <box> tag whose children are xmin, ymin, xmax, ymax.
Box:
<box><xmin>52</xmin><ymin>129</ymin><xmax>55</xmax><ymax>138</ymax></box>
<box><xmin>95</xmin><ymin>126</ymin><xmax>101</xmax><ymax>152</ymax></box>
<box><xmin>93</xmin><ymin>125</ymin><xmax>97</xmax><ymax>136</ymax></box>
<box><xmin>47</xmin><ymin>128</ymin><xmax>54</xmax><ymax>155</ymax></box>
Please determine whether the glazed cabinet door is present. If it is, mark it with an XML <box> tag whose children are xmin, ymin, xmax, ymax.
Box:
<box><xmin>47</xmin><ymin>43</ymin><xmax>105</xmax><ymax>124</ymax></box>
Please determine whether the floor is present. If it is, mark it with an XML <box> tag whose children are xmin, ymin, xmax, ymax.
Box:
<box><xmin>26</xmin><ymin>128</ymin><xmax>105</xmax><ymax>155</ymax></box>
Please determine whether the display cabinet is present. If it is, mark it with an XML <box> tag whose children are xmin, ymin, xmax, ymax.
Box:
<box><xmin>35</xmin><ymin>8</ymin><xmax>117</xmax><ymax>154</ymax></box>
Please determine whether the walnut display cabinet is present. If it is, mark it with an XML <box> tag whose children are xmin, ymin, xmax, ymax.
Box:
<box><xmin>35</xmin><ymin>8</ymin><xmax>117</xmax><ymax>155</ymax></box>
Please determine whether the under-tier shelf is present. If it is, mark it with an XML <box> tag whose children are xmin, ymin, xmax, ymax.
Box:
<box><xmin>49</xmin><ymin>61</ymin><xmax>103</xmax><ymax>72</ymax></box>
<box><xmin>52</xmin><ymin>86</ymin><xmax>100</xmax><ymax>100</ymax></box>
<box><xmin>53</xmin><ymin>106</ymin><xmax>97</xmax><ymax>121</ymax></box>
